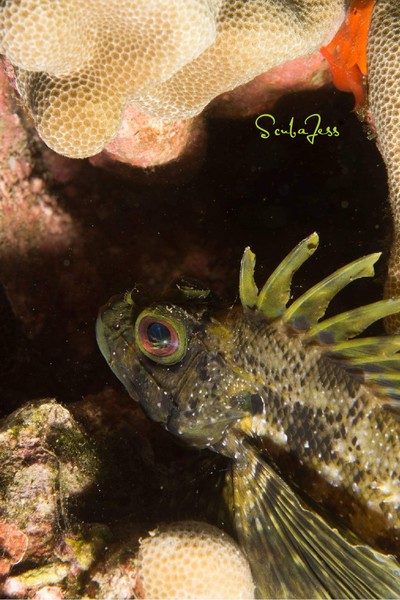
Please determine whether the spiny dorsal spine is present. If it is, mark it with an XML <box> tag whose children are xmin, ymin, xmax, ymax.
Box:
<box><xmin>240</xmin><ymin>233</ymin><xmax>400</xmax><ymax>408</ymax></box>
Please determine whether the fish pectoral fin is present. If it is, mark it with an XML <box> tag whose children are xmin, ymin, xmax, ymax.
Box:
<box><xmin>232</xmin><ymin>441</ymin><xmax>400</xmax><ymax>599</ymax></box>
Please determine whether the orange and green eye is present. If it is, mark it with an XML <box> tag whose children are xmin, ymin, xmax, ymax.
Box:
<box><xmin>134</xmin><ymin>308</ymin><xmax>188</xmax><ymax>365</ymax></box>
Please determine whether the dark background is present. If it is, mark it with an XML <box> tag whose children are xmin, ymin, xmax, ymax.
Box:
<box><xmin>1</xmin><ymin>84</ymin><xmax>390</xmax><ymax>414</ymax></box>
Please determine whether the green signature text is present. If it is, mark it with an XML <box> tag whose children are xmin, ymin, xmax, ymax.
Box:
<box><xmin>255</xmin><ymin>113</ymin><xmax>340</xmax><ymax>145</ymax></box>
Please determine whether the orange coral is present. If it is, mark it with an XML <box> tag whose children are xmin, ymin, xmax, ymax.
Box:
<box><xmin>320</xmin><ymin>0</ymin><xmax>375</xmax><ymax>106</ymax></box>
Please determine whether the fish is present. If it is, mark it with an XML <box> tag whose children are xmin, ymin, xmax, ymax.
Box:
<box><xmin>97</xmin><ymin>233</ymin><xmax>400</xmax><ymax>598</ymax></box>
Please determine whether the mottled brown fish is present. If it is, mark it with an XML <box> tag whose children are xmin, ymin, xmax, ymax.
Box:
<box><xmin>97</xmin><ymin>233</ymin><xmax>400</xmax><ymax>598</ymax></box>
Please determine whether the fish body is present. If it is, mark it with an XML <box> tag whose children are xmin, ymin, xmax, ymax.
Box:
<box><xmin>97</xmin><ymin>234</ymin><xmax>400</xmax><ymax>597</ymax></box>
<box><xmin>225</xmin><ymin>313</ymin><xmax>400</xmax><ymax>547</ymax></box>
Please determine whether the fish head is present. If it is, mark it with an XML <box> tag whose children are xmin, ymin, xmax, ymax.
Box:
<box><xmin>96</xmin><ymin>279</ymin><xmax>256</xmax><ymax>450</ymax></box>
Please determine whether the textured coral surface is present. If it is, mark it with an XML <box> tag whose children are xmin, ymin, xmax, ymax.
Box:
<box><xmin>135</xmin><ymin>522</ymin><xmax>255</xmax><ymax>599</ymax></box>
<box><xmin>0</xmin><ymin>0</ymin><xmax>344</xmax><ymax>158</ymax></box>
<box><xmin>368</xmin><ymin>0</ymin><xmax>400</xmax><ymax>331</ymax></box>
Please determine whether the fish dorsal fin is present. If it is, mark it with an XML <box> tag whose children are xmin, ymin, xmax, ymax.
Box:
<box><xmin>303</xmin><ymin>278</ymin><xmax>400</xmax><ymax>410</ymax></box>
<box><xmin>328</xmin><ymin>336</ymin><xmax>400</xmax><ymax>358</ymax></box>
<box><xmin>231</xmin><ymin>438</ymin><xmax>400</xmax><ymax>599</ymax></box>
<box><xmin>256</xmin><ymin>232</ymin><xmax>319</xmax><ymax>319</ymax></box>
<box><xmin>284</xmin><ymin>252</ymin><xmax>381</xmax><ymax>330</ymax></box>
<box><xmin>241</xmin><ymin>235</ymin><xmax>400</xmax><ymax>411</ymax></box>
<box><xmin>239</xmin><ymin>247</ymin><xmax>258</xmax><ymax>308</ymax></box>
<box><xmin>240</xmin><ymin>235</ymin><xmax>381</xmax><ymax>329</ymax></box>
<box><xmin>347</xmin><ymin>355</ymin><xmax>400</xmax><ymax>401</ymax></box>
<box><xmin>326</xmin><ymin>347</ymin><xmax>400</xmax><ymax>406</ymax></box>
<box><xmin>326</xmin><ymin>336</ymin><xmax>400</xmax><ymax>404</ymax></box>
<box><xmin>240</xmin><ymin>233</ymin><xmax>319</xmax><ymax>313</ymax></box>
<box><xmin>306</xmin><ymin>298</ymin><xmax>400</xmax><ymax>347</ymax></box>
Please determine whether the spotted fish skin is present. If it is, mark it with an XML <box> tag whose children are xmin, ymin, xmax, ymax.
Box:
<box><xmin>221</xmin><ymin>311</ymin><xmax>400</xmax><ymax>552</ymax></box>
<box><xmin>97</xmin><ymin>235</ymin><xmax>400</xmax><ymax>596</ymax></box>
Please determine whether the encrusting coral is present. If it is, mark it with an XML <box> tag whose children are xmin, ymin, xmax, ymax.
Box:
<box><xmin>87</xmin><ymin>521</ymin><xmax>255</xmax><ymax>599</ymax></box>
<box><xmin>0</xmin><ymin>0</ymin><xmax>344</xmax><ymax>159</ymax></box>
<box><xmin>0</xmin><ymin>398</ymin><xmax>108</xmax><ymax>597</ymax></box>
<box><xmin>135</xmin><ymin>522</ymin><xmax>255</xmax><ymax>599</ymax></box>
<box><xmin>367</xmin><ymin>0</ymin><xmax>400</xmax><ymax>331</ymax></box>
<box><xmin>0</xmin><ymin>0</ymin><xmax>215</xmax><ymax>158</ymax></box>
<box><xmin>0</xmin><ymin>396</ymin><xmax>255</xmax><ymax>599</ymax></box>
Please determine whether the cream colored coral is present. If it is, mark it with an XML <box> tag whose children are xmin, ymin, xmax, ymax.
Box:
<box><xmin>0</xmin><ymin>0</ymin><xmax>217</xmax><ymax>157</ymax></box>
<box><xmin>136</xmin><ymin>0</ymin><xmax>345</xmax><ymax>121</ymax></box>
<box><xmin>0</xmin><ymin>0</ymin><xmax>96</xmax><ymax>74</ymax></box>
<box><xmin>135</xmin><ymin>521</ymin><xmax>255</xmax><ymax>599</ymax></box>
<box><xmin>0</xmin><ymin>0</ymin><xmax>344</xmax><ymax>158</ymax></box>
<box><xmin>368</xmin><ymin>0</ymin><xmax>400</xmax><ymax>333</ymax></box>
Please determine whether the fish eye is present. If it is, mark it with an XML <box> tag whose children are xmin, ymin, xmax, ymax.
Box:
<box><xmin>139</xmin><ymin>317</ymin><xmax>178</xmax><ymax>355</ymax></box>
<box><xmin>147</xmin><ymin>321</ymin><xmax>173</xmax><ymax>348</ymax></box>
<box><xmin>135</xmin><ymin>309</ymin><xmax>188</xmax><ymax>365</ymax></box>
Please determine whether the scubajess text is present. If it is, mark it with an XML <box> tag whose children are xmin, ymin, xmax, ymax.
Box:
<box><xmin>255</xmin><ymin>113</ymin><xmax>340</xmax><ymax>145</ymax></box>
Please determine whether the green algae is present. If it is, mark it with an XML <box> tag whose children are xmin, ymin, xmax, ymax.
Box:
<box><xmin>11</xmin><ymin>563</ymin><xmax>70</xmax><ymax>588</ymax></box>
<box><xmin>63</xmin><ymin>524</ymin><xmax>112</xmax><ymax>571</ymax></box>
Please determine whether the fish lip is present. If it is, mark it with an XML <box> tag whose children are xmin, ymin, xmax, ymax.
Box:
<box><xmin>96</xmin><ymin>293</ymin><xmax>133</xmax><ymax>360</ymax></box>
<box><xmin>96</xmin><ymin>306</ymin><xmax>112</xmax><ymax>364</ymax></box>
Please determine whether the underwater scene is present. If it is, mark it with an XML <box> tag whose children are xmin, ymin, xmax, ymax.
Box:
<box><xmin>0</xmin><ymin>1</ymin><xmax>400</xmax><ymax>598</ymax></box>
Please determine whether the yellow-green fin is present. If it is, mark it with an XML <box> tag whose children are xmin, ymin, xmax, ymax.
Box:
<box><xmin>231</xmin><ymin>439</ymin><xmax>400</xmax><ymax>599</ymax></box>
<box><xmin>240</xmin><ymin>236</ymin><xmax>384</xmax><ymax>332</ymax></box>
<box><xmin>348</xmin><ymin>355</ymin><xmax>400</xmax><ymax>371</ymax></box>
<box><xmin>308</xmin><ymin>298</ymin><xmax>400</xmax><ymax>343</ymax></box>
<box><xmin>256</xmin><ymin>232</ymin><xmax>319</xmax><ymax>319</ymax></box>
<box><xmin>240</xmin><ymin>234</ymin><xmax>319</xmax><ymax>315</ymax></box>
<box><xmin>240</xmin><ymin>247</ymin><xmax>258</xmax><ymax>308</ymax></box>
<box><xmin>243</xmin><ymin>235</ymin><xmax>400</xmax><ymax>408</ymax></box>
<box><xmin>284</xmin><ymin>253</ymin><xmax>381</xmax><ymax>330</ymax></box>
<box><xmin>328</xmin><ymin>336</ymin><xmax>400</xmax><ymax>358</ymax></box>
<box><xmin>336</xmin><ymin>355</ymin><xmax>400</xmax><ymax>403</ymax></box>
<box><xmin>360</xmin><ymin>370</ymin><xmax>400</xmax><ymax>404</ymax></box>
<box><xmin>311</xmin><ymin>301</ymin><xmax>400</xmax><ymax>407</ymax></box>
